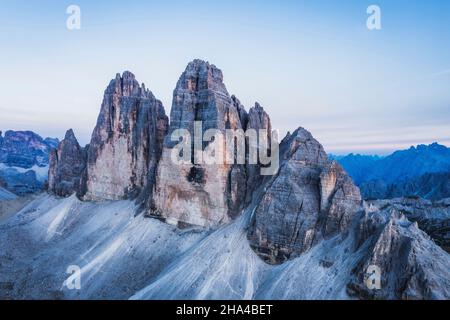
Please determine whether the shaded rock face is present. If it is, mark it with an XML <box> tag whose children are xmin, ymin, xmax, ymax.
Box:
<box><xmin>153</xmin><ymin>60</ymin><xmax>252</xmax><ymax>227</ymax></box>
<box><xmin>248</xmin><ymin>128</ymin><xmax>362</xmax><ymax>264</ymax></box>
<box><xmin>319</xmin><ymin>161</ymin><xmax>362</xmax><ymax>236</ymax></box>
<box><xmin>48</xmin><ymin>129</ymin><xmax>87</xmax><ymax>197</ymax></box>
<box><xmin>244</xmin><ymin>103</ymin><xmax>272</xmax><ymax>205</ymax></box>
<box><xmin>80</xmin><ymin>71</ymin><xmax>168</xmax><ymax>201</ymax></box>
<box><xmin>366</xmin><ymin>197</ymin><xmax>450</xmax><ymax>253</ymax></box>
<box><xmin>348</xmin><ymin>209</ymin><xmax>450</xmax><ymax>300</ymax></box>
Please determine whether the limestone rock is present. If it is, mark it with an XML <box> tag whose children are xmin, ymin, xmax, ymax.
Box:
<box><xmin>81</xmin><ymin>71</ymin><xmax>168</xmax><ymax>201</ymax></box>
<box><xmin>319</xmin><ymin>161</ymin><xmax>362</xmax><ymax>236</ymax></box>
<box><xmin>48</xmin><ymin>129</ymin><xmax>87</xmax><ymax>197</ymax></box>
<box><xmin>245</xmin><ymin>102</ymin><xmax>272</xmax><ymax>205</ymax></box>
<box><xmin>247</xmin><ymin>127</ymin><xmax>362</xmax><ymax>264</ymax></box>
<box><xmin>366</xmin><ymin>197</ymin><xmax>450</xmax><ymax>253</ymax></box>
<box><xmin>153</xmin><ymin>60</ymin><xmax>248</xmax><ymax>227</ymax></box>
<box><xmin>348</xmin><ymin>209</ymin><xmax>450</xmax><ymax>299</ymax></box>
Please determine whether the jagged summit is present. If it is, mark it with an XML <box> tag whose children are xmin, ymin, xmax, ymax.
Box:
<box><xmin>82</xmin><ymin>71</ymin><xmax>168</xmax><ymax>201</ymax></box>
<box><xmin>63</xmin><ymin>128</ymin><xmax>76</xmax><ymax>141</ymax></box>
<box><xmin>154</xmin><ymin>59</ymin><xmax>253</xmax><ymax>227</ymax></box>
<box><xmin>176</xmin><ymin>59</ymin><xmax>228</xmax><ymax>94</ymax></box>
<box><xmin>106</xmin><ymin>71</ymin><xmax>156</xmax><ymax>99</ymax></box>
<box><xmin>48</xmin><ymin>71</ymin><xmax>169</xmax><ymax>201</ymax></box>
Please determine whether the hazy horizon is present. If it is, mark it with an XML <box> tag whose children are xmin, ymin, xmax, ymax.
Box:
<box><xmin>1</xmin><ymin>0</ymin><xmax>449</xmax><ymax>155</ymax></box>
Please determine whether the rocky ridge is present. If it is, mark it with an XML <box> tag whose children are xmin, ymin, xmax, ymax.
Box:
<box><xmin>41</xmin><ymin>59</ymin><xmax>450</xmax><ymax>299</ymax></box>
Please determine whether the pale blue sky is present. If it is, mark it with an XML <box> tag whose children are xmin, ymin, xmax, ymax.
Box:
<box><xmin>0</xmin><ymin>0</ymin><xmax>449</xmax><ymax>154</ymax></box>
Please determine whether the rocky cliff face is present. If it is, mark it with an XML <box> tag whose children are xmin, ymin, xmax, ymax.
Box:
<box><xmin>44</xmin><ymin>61</ymin><xmax>274</xmax><ymax>227</ymax></box>
<box><xmin>48</xmin><ymin>129</ymin><xmax>87</xmax><ymax>197</ymax></box>
<box><xmin>152</xmin><ymin>60</ymin><xmax>251</xmax><ymax>227</ymax></box>
<box><xmin>348</xmin><ymin>207</ymin><xmax>450</xmax><ymax>299</ymax></box>
<box><xmin>366</xmin><ymin>197</ymin><xmax>450</xmax><ymax>253</ymax></box>
<box><xmin>244</xmin><ymin>103</ymin><xmax>272</xmax><ymax>205</ymax></box>
<box><xmin>80</xmin><ymin>71</ymin><xmax>168</xmax><ymax>202</ymax></box>
<box><xmin>248</xmin><ymin>128</ymin><xmax>362</xmax><ymax>264</ymax></box>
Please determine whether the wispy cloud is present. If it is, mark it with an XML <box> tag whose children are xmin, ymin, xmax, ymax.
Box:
<box><xmin>430</xmin><ymin>68</ymin><xmax>450</xmax><ymax>78</ymax></box>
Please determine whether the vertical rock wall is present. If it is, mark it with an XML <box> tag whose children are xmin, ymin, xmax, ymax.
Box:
<box><xmin>81</xmin><ymin>71</ymin><xmax>168</xmax><ymax>201</ymax></box>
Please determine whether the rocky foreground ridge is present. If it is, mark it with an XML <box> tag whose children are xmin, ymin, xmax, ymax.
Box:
<box><xmin>7</xmin><ymin>59</ymin><xmax>445</xmax><ymax>299</ymax></box>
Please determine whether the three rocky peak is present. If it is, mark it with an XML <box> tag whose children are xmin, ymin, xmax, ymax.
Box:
<box><xmin>33</xmin><ymin>60</ymin><xmax>450</xmax><ymax>299</ymax></box>
<box><xmin>49</xmin><ymin>60</ymin><xmax>274</xmax><ymax>220</ymax></box>
<box><xmin>48</xmin><ymin>59</ymin><xmax>362</xmax><ymax>263</ymax></box>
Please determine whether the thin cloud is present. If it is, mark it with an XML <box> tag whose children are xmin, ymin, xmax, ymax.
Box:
<box><xmin>430</xmin><ymin>68</ymin><xmax>450</xmax><ymax>78</ymax></box>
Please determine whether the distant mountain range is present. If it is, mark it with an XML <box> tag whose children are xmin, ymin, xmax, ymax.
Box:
<box><xmin>333</xmin><ymin>143</ymin><xmax>450</xmax><ymax>200</ymax></box>
<box><xmin>0</xmin><ymin>130</ymin><xmax>58</xmax><ymax>195</ymax></box>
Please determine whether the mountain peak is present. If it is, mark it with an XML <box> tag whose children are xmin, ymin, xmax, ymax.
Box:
<box><xmin>106</xmin><ymin>71</ymin><xmax>152</xmax><ymax>98</ymax></box>
<box><xmin>177</xmin><ymin>59</ymin><xmax>226</xmax><ymax>93</ymax></box>
<box><xmin>64</xmin><ymin>129</ymin><xmax>77</xmax><ymax>141</ymax></box>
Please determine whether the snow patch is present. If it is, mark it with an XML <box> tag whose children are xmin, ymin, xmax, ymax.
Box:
<box><xmin>0</xmin><ymin>163</ymin><xmax>49</xmax><ymax>182</ymax></box>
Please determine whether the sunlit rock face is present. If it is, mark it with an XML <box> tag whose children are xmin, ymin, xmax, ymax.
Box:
<box><xmin>48</xmin><ymin>129</ymin><xmax>87</xmax><ymax>197</ymax></box>
<box><xmin>248</xmin><ymin>127</ymin><xmax>362</xmax><ymax>264</ymax></box>
<box><xmin>152</xmin><ymin>60</ymin><xmax>250</xmax><ymax>227</ymax></box>
<box><xmin>80</xmin><ymin>71</ymin><xmax>168</xmax><ymax>201</ymax></box>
